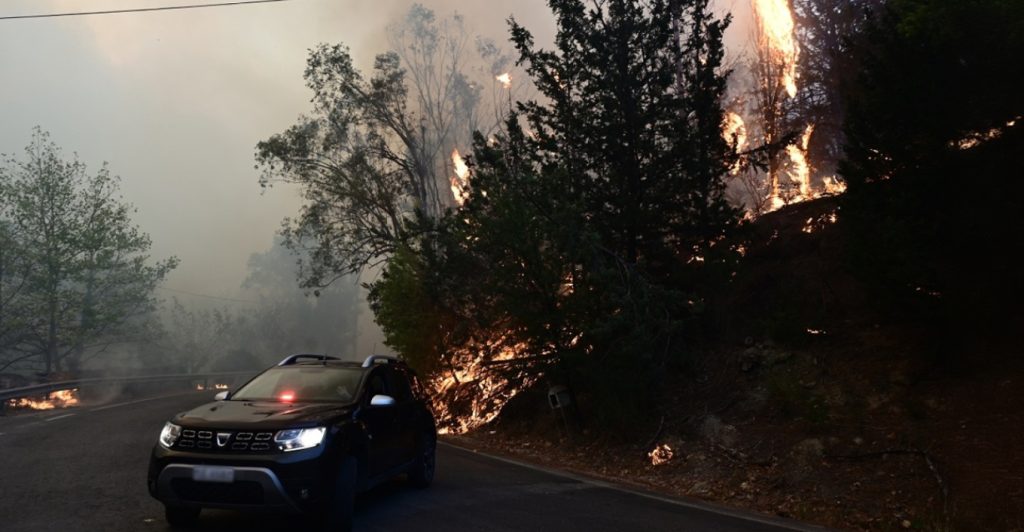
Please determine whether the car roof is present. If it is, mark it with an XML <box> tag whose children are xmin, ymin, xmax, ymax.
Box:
<box><xmin>273</xmin><ymin>361</ymin><xmax>366</xmax><ymax>370</ymax></box>
<box><xmin>274</xmin><ymin>354</ymin><xmax>409</xmax><ymax>371</ymax></box>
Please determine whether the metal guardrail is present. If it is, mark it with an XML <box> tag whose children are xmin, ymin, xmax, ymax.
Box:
<box><xmin>0</xmin><ymin>371</ymin><xmax>256</xmax><ymax>403</ymax></box>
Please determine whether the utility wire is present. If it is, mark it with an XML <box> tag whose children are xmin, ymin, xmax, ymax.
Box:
<box><xmin>156</xmin><ymin>286</ymin><xmax>259</xmax><ymax>304</ymax></box>
<box><xmin>0</xmin><ymin>0</ymin><xmax>292</xmax><ymax>22</ymax></box>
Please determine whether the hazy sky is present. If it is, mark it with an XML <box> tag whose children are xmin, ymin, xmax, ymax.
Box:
<box><xmin>0</xmin><ymin>0</ymin><xmax>753</xmax><ymax>304</ymax></box>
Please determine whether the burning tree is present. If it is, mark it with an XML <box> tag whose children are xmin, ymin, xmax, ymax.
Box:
<box><xmin>725</xmin><ymin>0</ymin><xmax>874</xmax><ymax>215</ymax></box>
<box><xmin>256</xmin><ymin>6</ymin><xmax>523</xmax><ymax>287</ymax></box>
<box><xmin>371</xmin><ymin>0</ymin><xmax>742</xmax><ymax>431</ymax></box>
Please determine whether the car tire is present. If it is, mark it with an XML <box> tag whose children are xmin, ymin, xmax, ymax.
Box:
<box><xmin>164</xmin><ymin>505</ymin><xmax>199</xmax><ymax>528</ymax></box>
<box><xmin>407</xmin><ymin>431</ymin><xmax>436</xmax><ymax>488</ymax></box>
<box><xmin>321</xmin><ymin>456</ymin><xmax>357</xmax><ymax>532</ymax></box>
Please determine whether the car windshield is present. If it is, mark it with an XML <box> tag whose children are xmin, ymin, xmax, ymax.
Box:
<box><xmin>230</xmin><ymin>367</ymin><xmax>364</xmax><ymax>403</ymax></box>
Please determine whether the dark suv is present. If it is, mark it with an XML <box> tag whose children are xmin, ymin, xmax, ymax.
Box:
<box><xmin>148</xmin><ymin>354</ymin><xmax>437</xmax><ymax>531</ymax></box>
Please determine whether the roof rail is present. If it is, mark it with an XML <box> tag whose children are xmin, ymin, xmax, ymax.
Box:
<box><xmin>278</xmin><ymin>354</ymin><xmax>340</xmax><ymax>366</ymax></box>
<box><xmin>361</xmin><ymin>355</ymin><xmax>401</xmax><ymax>368</ymax></box>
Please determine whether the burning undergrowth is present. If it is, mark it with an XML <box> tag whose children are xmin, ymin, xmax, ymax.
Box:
<box><xmin>430</xmin><ymin>341</ymin><xmax>545</xmax><ymax>435</ymax></box>
<box><xmin>6</xmin><ymin>389</ymin><xmax>81</xmax><ymax>411</ymax></box>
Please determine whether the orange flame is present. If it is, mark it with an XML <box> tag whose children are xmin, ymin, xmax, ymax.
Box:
<box><xmin>723</xmin><ymin>112</ymin><xmax>749</xmax><ymax>175</ymax></box>
<box><xmin>496</xmin><ymin>72</ymin><xmax>512</xmax><ymax>89</ymax></box>
<box><xmin>785</xmin><ymin>124</ymin><xmax>815</xmax><ymax>201</ymax></box>
<box><xmin>648</xmin><ymin>444</ymin><xmax>674</xmax><ymax>466</ymax></box>
<box><xmin>6</xmin><ymin>389</ymin><xmax>80</xmax><ymax>411</ymax></box>
<box><xmin>451</xmin><ymin>149</ymin><xmax>470</xmax><ymax>206</ymax></box>
<box><xmin>432</xmin><ymin>341</ymin><xmax>536</xmax><ymax>435</ymax></box>
<box><xmin>753</xmin><ymin>0</ymin><xmax>799</xmax><ymax>98</ymax></box>
<box><xmin>821</xmin><ymin>175</ymin><xmax>847</xmax><ymax>195</ymax></box>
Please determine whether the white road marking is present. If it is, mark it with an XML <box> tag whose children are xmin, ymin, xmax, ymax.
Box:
<box><xmin>45</xmin><ymin>413</ymin><xmax>75</xmax><ymax>422</ymax></box>
<box><xmin>90</xmin><ymin>390</ymin><xmax>200</xmax><ymax>412</ymax></box>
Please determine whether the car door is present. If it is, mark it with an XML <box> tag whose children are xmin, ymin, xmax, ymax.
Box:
<box><xmin>359</xmin><ymin>369</ymin><xmax>402</xmax><ymax>477</ymax></box>
<box><xmin>383</xmin><ymin>368</ymin><xmax>418</xmax><ymax>465</ymax></box>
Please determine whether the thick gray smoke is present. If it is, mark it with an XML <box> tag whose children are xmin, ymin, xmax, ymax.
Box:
<box><xmin>0</xmin><ymin>0</ymin><xmax>752</xmax><ymax>374</ymax></box>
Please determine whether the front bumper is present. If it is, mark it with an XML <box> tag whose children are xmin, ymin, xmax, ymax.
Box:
<box><xmin>155</xmin><ymin>464</ymin><xmax>302</xmax><ymax>512</ymax></box>
<box><xmin>148</xmin><ymin>445</ymin><xmax>339</xmax><ymax>514</ymax></box>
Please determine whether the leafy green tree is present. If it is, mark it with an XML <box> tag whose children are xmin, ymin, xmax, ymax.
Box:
<box><xmin>367</xmin><ymin>245</ymin><xmax>451</xmax><ymax>375</ymax></box>
<box><xmin>0</xmin><ymin>193</ymin><xmax>33</xmax><ymax>365</ymax></box>
<box><xmin>0</xmin><ymin>128</ymin><xmax>177</xmax><ymax>374</ymax></box>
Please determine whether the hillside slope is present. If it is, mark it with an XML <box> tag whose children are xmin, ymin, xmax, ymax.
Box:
<box><xmin>457</xmin><ymin>195</ymin><xmax>1023</xmax><ymax>531</ymax></box>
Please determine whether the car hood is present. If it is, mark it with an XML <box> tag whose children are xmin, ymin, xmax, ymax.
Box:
<box><xmin>173</xmin><ymin>399</ymin><xmax>354</xmax><ymax>430</ymax></box>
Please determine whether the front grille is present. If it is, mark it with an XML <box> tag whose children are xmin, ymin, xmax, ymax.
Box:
<box><xmin>174</xmin><ymin>429</ymin><xmax>278</xmax><ymax>454</ymax></box>
<box><xmin>171</xmin><ymin>478</ymin><xmax>264</xmax><ymax>505</ymax></box>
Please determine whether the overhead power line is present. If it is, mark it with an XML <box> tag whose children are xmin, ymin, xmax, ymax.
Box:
<box><xmin>0</xmin><ymin>0</ymin><xmax>292</xmax><ymax>22</ymax></box>
<box><xmin>156</xmin><ymin>286</ymin><xmax>259</xmax><ymax>304</ymax></box>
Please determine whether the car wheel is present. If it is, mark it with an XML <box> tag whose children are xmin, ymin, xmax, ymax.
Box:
<box><xmin>407</xmin><ymin>431</ymin><xmax>436</xmax><ymax>488</ymax></box>
<box><xmin>320</xmin><ymin>456</ymin><xmax>357</xmax><ymax>532</ymax></box>
<box><xmin>164</xmin><ymin>505</ymin><xmax>200</xmax><ymax>528</ymax></box>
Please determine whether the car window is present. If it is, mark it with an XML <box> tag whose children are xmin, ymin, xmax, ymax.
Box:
<box><xmin>231</xmin><ymin>367</ymin><xmax>363</xmax><ymax>402</ymax></box>
<box><xmin>364</xmin><ymin>371</ymin><xmax>388</xmax><ymax>401</ymax></box>
<box><xmin>384</xmin><ymin>368</ymin><xmax>413</xmax><ymax>402</ymax></box>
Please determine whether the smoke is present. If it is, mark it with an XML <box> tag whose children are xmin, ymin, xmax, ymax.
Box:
<box><xmin>0</xmin><ymin>1</ymin><xmax>761</xmax><ymax>374</ymax></box>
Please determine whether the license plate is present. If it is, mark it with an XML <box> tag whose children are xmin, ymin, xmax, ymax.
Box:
<box><xmin>192</xmin><ymin>466</ymin><xmax>235</xmax><ymax>483</ymax></box>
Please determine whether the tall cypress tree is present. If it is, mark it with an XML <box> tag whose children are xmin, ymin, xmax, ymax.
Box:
<box><xmin>508</xmin><ymin>0</ymin><xmax>738</xmax><ymax>273</ymax></box>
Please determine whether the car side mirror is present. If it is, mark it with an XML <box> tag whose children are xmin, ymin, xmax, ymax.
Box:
<box><xmin>214</xmin><ymin>391</ymin><xmax>230</xmax><ymax>401</ymax></box>
<box><xmin>370</xmin><ymin>394</ymin><xmax>396</xmax><ymax>407</ymax></box>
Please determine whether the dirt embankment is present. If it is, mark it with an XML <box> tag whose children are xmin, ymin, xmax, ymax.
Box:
<box><xmin>456</xmin><ymin>198</ymin><xmax>1024</xmax><ymax>531</ymax></box>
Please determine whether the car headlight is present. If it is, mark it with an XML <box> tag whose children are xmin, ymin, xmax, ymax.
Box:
<box><xmin>274</xmin><ymin>427</ymin><xmax>326</xmax><ymax>452</ymax></box>
<box><xmin>159</xmin><ymin>422</ymin><xmax>182</xmax><ymax>448</ymax></box>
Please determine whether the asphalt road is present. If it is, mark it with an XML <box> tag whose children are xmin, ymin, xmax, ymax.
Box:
<box><xmin>0</xmin><ymin>391</ymin><xmax>822</xmax><ymax>532</ymax></box>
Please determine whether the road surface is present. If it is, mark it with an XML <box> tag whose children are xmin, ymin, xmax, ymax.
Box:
<box><xmin>0</xmin><ymin>391</ymin><xmax>822</xmax><ymax>531</ymax></box>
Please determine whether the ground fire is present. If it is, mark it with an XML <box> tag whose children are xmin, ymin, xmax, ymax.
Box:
<box><xmin>6</xmin><ymin>389</ymin><xmax>80</xmax><ymax>411</ymax></box>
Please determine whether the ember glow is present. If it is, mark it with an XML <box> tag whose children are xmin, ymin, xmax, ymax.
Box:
<box><xmin>648</xmin><ymin>444</ymin><xmax>674</xmax><ymax>466</ymax></box>
<box><xmin>954</xmin><ymin>117</ymin><xmax>1021</xmax><ymax>150</ymax></box>
<box><xmin>6</xmin><ymin>389</ymin><xmax>80</xmax><ymax>411</ymax></box>
<box><xmin>801</xmin><ymin>210</ymin><xmax>839</xmax><ymax>234</ymax></box>
<box><xmin>752</xmin><ymin>0</ymin><xmax>799</xmax><ymax>98</ymax></box>
<box><xmin>451</xmin><ymin>149</ymin><xmax>471</xmax><ymax>206</ymax></box>
<box><xmin>821</xmin><ymin>175</ymin><xmax>848</xmax><ymax>195</ymax></box>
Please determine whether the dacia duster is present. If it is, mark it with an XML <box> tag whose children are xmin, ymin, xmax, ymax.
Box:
<box><xmin>148</xmin><ymin>354</ymin><xmax>437</xmax><ymax>531</ymax></box>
